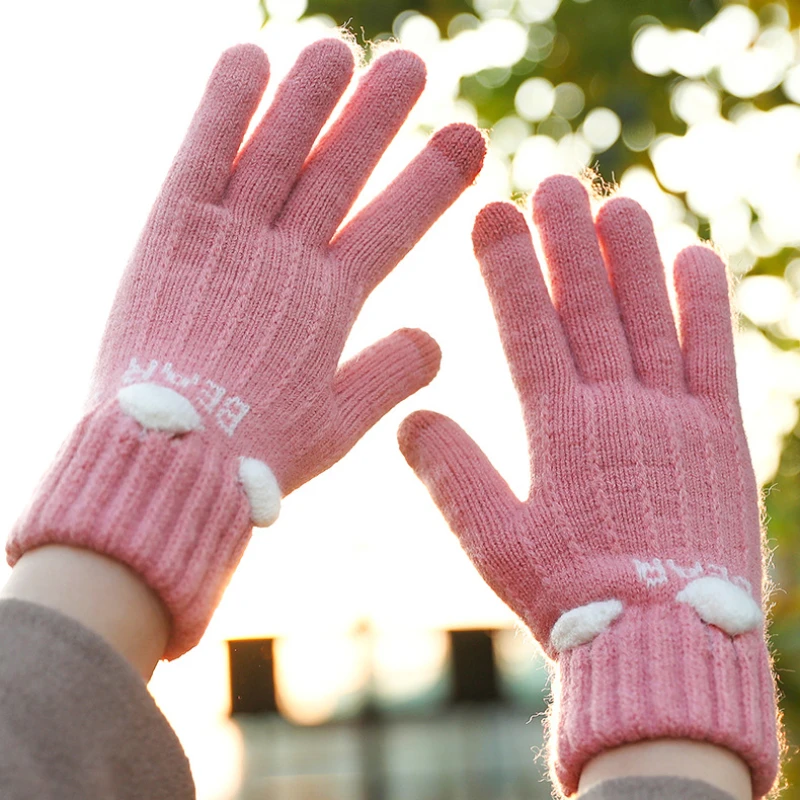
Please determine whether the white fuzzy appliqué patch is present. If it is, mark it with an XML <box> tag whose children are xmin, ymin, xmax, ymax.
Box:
<box><xmin>238</xmin><ymin>457</ymin><xmax>281</xmax><ymax>527</ymax></box>
<box><xmin>118</xmin><ymin>383</ymin><xmax>202</xmax><ymax>434</ymax></box>
<box><xmin>550</xmin><ymin>599</ymin><xmax>624</xmax><ymax>652</ymax></box>
<box><xmin>675</xmin><ymin>576</ymin><xmax>762</xmax><ymax>636</ymax></box>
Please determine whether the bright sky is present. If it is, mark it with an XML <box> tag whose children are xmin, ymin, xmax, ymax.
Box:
<box><xmin>1</xmin><ymin>2</ymin><xmax>799</xmax><ymax>797</ymax></box>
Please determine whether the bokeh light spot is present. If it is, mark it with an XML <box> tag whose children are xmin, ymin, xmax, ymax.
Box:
<box><xmin>632</xmin><ymin>25</ymin><xmax>672</xmax><ymax>76</ymax></box>
<box><xmin>265</xmin><ymin>0</ymin><xmax>307</xmax><ymax>22</ymax></box>
<box><xmin>479</xmin><ymin>18</ymin><xmax>530</xmax><ymax>68</ymax></box>
<box><xmin>702</xmin><ymin>5</ymin><xmax>760</xmax><ymax>54</ymax></box>
<box><xmin>476</xmin><ymin>67</ymin><xmax>512</xmax><ymax>88</ymax></box>
<box><xmin>709</xmin><ymin>200</ymin><xmax>752</xmax><ymax>255</ymax></box>
<box><xmin>512</xmin><ymin>134</ymin><xmax>558</xmax><ymax>189</ymax></box>
<box><xmin>538</xmin><ymin>114</ymin><xmax>571</xmax><ymax>140</ymax></box>
<box><xmin>397</xmin><ymin>13</ymin><xmax>440</xmax><ymax>50</ymax></box>
<box><xmin>447</xmin><ymin>12</ymin><xmax>480</xmax><ymax>37</ymax></box>
<box><xmin>517</xmin><ymin>0</ymin><xmax>561</xmax><ymax>24</ymax></box>
<box><xmin>554</xmin><ymin>82</ymin><xmax>585</xmax><ymax>119</ymax></box>
<box><xmin>785</xmin><ymin>258</ymin><xmax>800</xmax><ymax>292</ymax></box>
<box><xmin>737</xmin><ymin>275</ymin><xmax>794</xmax><ymax>326</ymax></box>
<box><xmin>671</xmin><ymin>80</ymin><xmax>720</xmax><ymax>125</ymax></box>
<box><xmin>581</xmin><ymin>107</ymin><xmax>621</xmax><ymax>151</ymax></box>
<box><xmin>622</xmin><ymin>119</ymin><xmax>656</xmax><ymax>152</ymax></box>
<box><xmin>720</xmin><ymin>46</ymin><xmax>786</xmax><ymax>98</ymax></box>
<box><xmin>671</xmin><ymin>30</ymin><xmax>714</xmax><ymax>78</ymax></box>
<box><xmin>491</xmin><ymin>115</ymin><xmax>532</xmax><ymax>155</ymax></box>
<box><xmin>556</xmin><ymin>132</ymin><xmax>592</xmax><ymax>170</ymax></box>
<box><xmin>784</xmin><ymin>64</ymin><xmax>800</xmax><ymax>103</ymax></box>
<box><xmin>473</xmin><ymin>0</ymin><xmax>515</xmax><ymax>19</ymax></box>
<box><xmin>515</xmin><ymin>77</ymin><xmax>555</xmax><ymax>121</ymax></box>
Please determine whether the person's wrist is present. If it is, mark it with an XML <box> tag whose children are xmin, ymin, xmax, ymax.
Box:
<box><xmin>0</xmin><ymin>544</ymin><xmax>170</xmax><ymax>680</ymax></box>
<box><xmin>549</xmin><ymin>602</ymin><xmax>779</xmax><ymax>797</ymax></box>
<box><xmin>6</xmin><ymin>402</ymin><xmax>254</xmax><ymax>659</ymax></box>
<box><xmin>578</xmin><ymin>739</ymin><xmax>751</xmax><ymax>799</ymax></box>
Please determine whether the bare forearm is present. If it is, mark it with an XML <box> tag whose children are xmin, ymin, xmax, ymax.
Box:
<box><xmin>0</xmin><ymin>545</ymin><xmax>168</xmax><ymax>681</ymax></box>
<box><xmin>579</xmin><ymin>739</ymin><xmax>751</xmax><ymax>800</ymax></box>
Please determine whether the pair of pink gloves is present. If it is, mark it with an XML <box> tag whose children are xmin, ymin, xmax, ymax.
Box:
<box><xmin>7</xmin><ymin>41</ymin><xmax>780</xmax><ymax>796</ymax></box>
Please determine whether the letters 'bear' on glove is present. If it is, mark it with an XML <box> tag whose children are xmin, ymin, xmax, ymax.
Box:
<box><xmin>8</xmin><ymin>41</ymin><xmax>486</xmax><ymax>660</ymax></box>
<box><xmin>398</xmin><ymin>177</ymin><xmax>780</xmax><ymax>797</ymax></box>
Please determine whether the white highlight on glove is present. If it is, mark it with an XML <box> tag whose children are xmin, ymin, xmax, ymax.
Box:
<box><xmin>238</xmin><ymin>457</ymin><xmax>281</xmax><ymax>526</ymax></box>
<box><xmin>551</xmin><ymin>599</ymin><xmax>624</xmax><ymax>652</ymax></box>
<box><xmin>676</xmin><ymin>576</ymin><xmax>762</xmax><ymax>636</ymax></box>
<box><xmin>118</xmin><ymin>383</ymin><xmax>202</xmax><ymax>434</ymax></box>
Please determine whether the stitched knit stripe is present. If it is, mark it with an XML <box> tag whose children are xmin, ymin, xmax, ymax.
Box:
<box><xmin>549</xmin><ymin>603</ymin><xmax>779</xmax><ymax>798</ymax></box>
<box><xmin>7</xmin><ymin>404</ymin><xmax>252</xmax><ymax>660</ymax></box>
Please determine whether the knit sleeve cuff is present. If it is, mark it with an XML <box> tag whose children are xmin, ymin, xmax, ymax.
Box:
<box><xmin>6</xmin><ymin>402</ymin><xmax>253</xmax><ymax>659</ymax></box>
<box><xmin>548</xmin><ymin>603</ymin><xmax>781</xmax><ymax>798</ymax></box>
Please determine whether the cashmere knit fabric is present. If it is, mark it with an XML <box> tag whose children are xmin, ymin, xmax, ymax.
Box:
<box><xmin>0</xmin><ymin>599</ymin><xmax>737</xmax><ymax>800</ymax></box>
<box><xmin>398</xmin><ymin>176</ymin><xmax>780</xmax><ymax>797</ymax></box>
<box><xmin>7</xmin><ymin>40</ymin><xmax>486</xmax><ymax>660</ymax></box>
<box><xmin>0</xmin><ymin>599</ymin><xmax>194</xmax><ymax>799</ymax></box>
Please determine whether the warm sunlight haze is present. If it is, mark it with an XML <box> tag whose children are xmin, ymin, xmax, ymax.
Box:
<box><xmin>1</xmin><ymin>1</ymin><xmax>798</xmax><ymax>797</ymax></box>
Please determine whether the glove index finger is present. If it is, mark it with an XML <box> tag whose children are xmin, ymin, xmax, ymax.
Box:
<box><xmin>332</xmin><ymin>123</ymin><xmax>486</xmax><ymax>301</ymax></box>
<box><xmin>473</xmin><ymin>202</ymin><xmax>577</xmax><ymax>400</ymax></box>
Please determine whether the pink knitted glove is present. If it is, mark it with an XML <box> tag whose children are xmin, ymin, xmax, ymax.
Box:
<box><xmin>8</xmin><ymin>41</ymin><xmax>485</xmax><ymax>659</ymax></box>
<box><xmin>399</xmin><ymin>176</ymin><xmax>780</xmax><ymax>797</ymax></box>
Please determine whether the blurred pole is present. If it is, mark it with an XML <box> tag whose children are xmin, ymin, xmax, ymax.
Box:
<box><xmin>227</xmin><ymin>638</ymin><xmax>278</xmax><ymax>715</ymax></box>
<box><xmin>449</xmin><ymin>629</ymin><xmax>502</xmax><ymax>799</ymax></box>
<box><xmin>356</xmin><ymin>621</ymin><xmax>387</xmax><ymax>800</ymax></box>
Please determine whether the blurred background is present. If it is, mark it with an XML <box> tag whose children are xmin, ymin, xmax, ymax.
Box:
<box><xmin>0</xmin><ymin>0</ymin><xmax>798</xmax><ymax>797</ymax></box>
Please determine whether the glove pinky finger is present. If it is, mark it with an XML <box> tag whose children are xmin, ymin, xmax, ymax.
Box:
<box><xmin>397</xmin><ymin>410</ymin><xmax>521</xmax><ymax>543</ymax></box>
<box><xmin>674</xmin><ymin>245</ymin><xmax>739</xmax><ymax>402</ymax></box>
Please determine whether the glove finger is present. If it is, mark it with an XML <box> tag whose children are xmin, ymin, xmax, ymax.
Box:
<box><xmin>398</xmin><ymin>410</ymin><xmax>521</xmax><ymax>544</ymax></box>
<box><xmin>673</xmin><ymin>246</ymin><xmax>739</xmax><ymax>402</ymax></box>
<box><xmin>332</xmin><ymin>124</ymin><xmax>485</xmax><ymax>301</ymax></box>
<box><xmin>276</xmin><ymin>49</ymin><xmax>426</xmax><ymax>245</ymax></box>
<box><xmin>225</xmin><ymin>38</ymin><xmax>354</xmax><ymax>221</ymax></box>
<box><xmin>595</xmin><ymin>197</ymin><xmax>686</xmax><ymax>393</ymax></box>
<box><xmin>166</xmin><ymin>44</ymin><xmax>270</xmax><ymax>204</ymax></box>
<box><xmin>333</xmin><ymin>328</ymin><xmax>441</xmax><ymax>451</ymax></box>
<box><xmin>532</xmin><ymin>175</ymin><xmax>635</xmax><ymax>383</ymax></box>
<box><xmin>472</xmin><ymin>202</ymin><xmax>577</xmax><ymax>401</ymax></box>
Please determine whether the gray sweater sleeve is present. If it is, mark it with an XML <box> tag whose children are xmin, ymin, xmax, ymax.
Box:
<box><xmin>580</xmin><ymin>776</ymin><xmax>738</xmax><ymax>799</ymax></box>
<box><xmin>0</xmin><ymin>598</ymin><xmax>194</xmax><ymax>800</ymax></box>
<box><xmin>0</xmin><ymin>599</ymin><xmax>739</xmax><ymax>800</ymax></box>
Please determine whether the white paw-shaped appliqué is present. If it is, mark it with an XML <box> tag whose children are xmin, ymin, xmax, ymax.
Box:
<box><xmin>238</xmin><ymin>457</ymin><xmax>281</xmax><ymax>527</ymax></box>
<box><xmin>551</xmin><ymin>599</ymin><xmax>624</xmax><ymax>652</ymax></box>
<box><xmin>118</xmin><ymin>383</ymin><xmax>202</xmax><ymax>433</ymax></box>
<box><xmin>675</xmin><ymin>576</ymin><xmax>762</xmax><ymax>636</ymax></box>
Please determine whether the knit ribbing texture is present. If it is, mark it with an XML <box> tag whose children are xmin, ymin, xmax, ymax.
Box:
<box><xmin>8</xmin><ymin>40</ymin><xmax>486</xmax><ymax>659</ymax></box>
<box><xmin>399</xmin><ymin>176</ymin><xmax>780</xmax><ymax>797</ymax></box>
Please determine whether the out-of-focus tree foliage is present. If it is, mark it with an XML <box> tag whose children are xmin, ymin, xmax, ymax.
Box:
<box><xmin>281</xmin><ymin>0</ymin><xmax>800</xmax><ymax>281</ymax></box>
<box><xmin>267</xmin><ymin>0</ymin><xmax>800</xmax><ymax>789</ymax></box>
<box><xmin>770</xmin><ymin>418</ymin><xmax>800</xmax><ymax>793</ymax></box>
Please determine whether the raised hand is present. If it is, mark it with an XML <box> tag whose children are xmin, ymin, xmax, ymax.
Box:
<box><xmin>8</xmin><ymin>41</ymin><xmax>485</xmax><ymax>659</ymax></box>
<box><xmin>398</xmin><ymin>176</ymin><xmax>779</xmax><ymax>797</ymax></box>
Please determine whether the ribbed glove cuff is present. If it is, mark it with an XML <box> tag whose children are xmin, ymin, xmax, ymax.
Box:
<box><xmin>7</xmin><ymin>403</ymin><xmax>253</xmax><ymax>659</ymax></box>
<box><xmin>549</xmin><ymin>603</ymin><xmax>780</xmax><ymax>798</ymax></box>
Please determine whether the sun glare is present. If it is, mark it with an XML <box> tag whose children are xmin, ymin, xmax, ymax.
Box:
<box><xmin>1</xmin><ymin>1</ymin><xmax>798</xmax><ymax>797</ymax></box>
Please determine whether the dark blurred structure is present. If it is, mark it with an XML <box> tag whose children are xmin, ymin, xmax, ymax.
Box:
<box><xmin>449</xmin><ymin>630</ymin><xmax>501</xmax><ymax>705</ymax></box>
<box><xmin>229</xmin><ymin>628</ymin><xmax>550</xmax><ymax>799</ymax></box>
<box><xmin>229</xmin><ymin>639</ymin><xmax>279</xmax><ymax>715</ymax></box>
